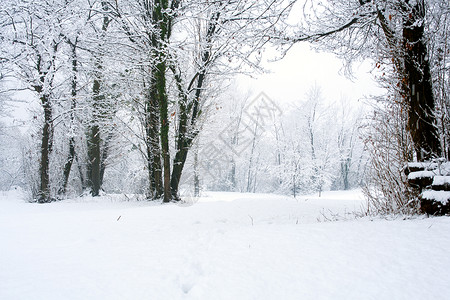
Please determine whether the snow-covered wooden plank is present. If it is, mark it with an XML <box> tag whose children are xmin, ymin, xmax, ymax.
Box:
<box><xmin>432</xmin><ymin>176</ymin><xmax>450</xmax><ymax>191</ymax></box>
<box><xmin>404</xmin><ymin>162</ymin><xmax>438</xmax><ymax>175</ymax></box>
<box><xmin>406</xmin><ymin>162</ymin><xmax>438</xmax><ymax>170</ymax></box>
<box><xmin>421</xmin><ymin>190</ymin><xmax>450</xmax><ymax>205</ymax></box>
<box><xmin>407</xmin><ymin>171</ymin><xmax>435</xmax><ymax>188</ymax></box>
<box><xmin>408</xmin><ymin>170</ymin><xmax>436</xmax><ymax>180</ymax></box>
<box><xmin>420</xmin><ymin>190</ymin><xmax>450</xmax><ymax>215</ymax></box>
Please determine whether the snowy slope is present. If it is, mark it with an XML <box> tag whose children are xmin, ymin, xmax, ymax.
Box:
<box><xmin>1</xmin><ymin>189</ymin><xmax>450</xmax><ymax>300</ymax></box>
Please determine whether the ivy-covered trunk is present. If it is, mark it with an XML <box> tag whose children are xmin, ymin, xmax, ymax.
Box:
<box><xmin>155</xmin><ymin>59</ymin><xmax>171</xmax><ymax>203</ymax></box>
<box><xmin>145</xmin><ymin>83</ymin><xmax>163</xmax><ymax>198</ymax></box>
<box><xmin>145</xmin><ymin>0</ymin><xmax>181</xmax><ymax>202</ymax></box>
<box><xmin>150</xmin><ymin>2</ymin><xmax>170</xmax><ymax>202</ymax></box>
<box><xmin>148</xmin><ymin>130</ymin><xmax>163</xmax><ymax>198</ymax></box>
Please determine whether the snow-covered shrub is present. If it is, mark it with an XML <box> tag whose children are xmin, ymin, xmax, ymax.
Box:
<box><xmin>362</xmin><ymin>96</ymin><xmax>419</xmax><ymax>215</ymax></box>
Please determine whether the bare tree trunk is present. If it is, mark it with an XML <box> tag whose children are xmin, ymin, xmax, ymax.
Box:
<box><xmin>87</xmin><ymin>2</ymin><xmax>111</xmax><ymax>196</ymax></box>
<box><xmin>246</xmin><ymin>119</ymin><xmax>259</xmax><ymax>193</ymax></box>
<box><xmin>38</xmin><ymin>95</ymin><xmax>53</xmax><ymax>203</ymax></box>
<box><xmin>35</xmin><ymin>44</ymin><xmax>58</xmax><ymax>202</ymax></box>
<box><xmin>61</xmin><ymin>39</ymin><xmax>78</xmax><ymax>195</ymax></box>
<box><xmin>99</xmin><ymin>131</ymin><xmax>113</xmax><ymax>187</ymax></box>
<box><xmin>145</xmin><ymin>86</ymin><xmax>163</xmax><ymax>198</ymax></box>
<box><xmin>158</xmin><ymin>60</ymin><xmax>171</xmax><ymax>203</ymax></box>
<box><xmin>88</xmin><ymin>122</ymin><xmax>101</xmax><ymax>196</ymax></box>
<box><xmin>194</xmin><ymin>143</ymin><xmax>200</xmax><ymax>197</ymax></box>
<box><xmin>169</xmin><ymin>78</ymin><xmax>189</xmax><ymax>199</ymax></box>
<box><xmin>341</xmin><ymin>160</ymin><xmax>349</xmax><ymax>190</ymax></box>
<box><xmin>75</xmin><ymin>153</ymin><xmax>86</xmax><ymax>190</ymax></box>
<box><xmin>61</xmin><ymin>137</ymin><xmax>75</xmax><ymax>195</ymax></box>
<box><xmin>402</xmin><ymin>0</ymin><xmax>441</xmax><ymax>161</ymax></box>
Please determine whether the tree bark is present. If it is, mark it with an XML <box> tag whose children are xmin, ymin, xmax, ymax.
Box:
<box><xmin>38</xmin><ymin>94</ymin><xmax>53</xmax><ymax>203</ymax></box>
<box><xmin>145</xmin><ymin>84</ymin><xmax>163</xmax><ymax>198</ymax></box>
<box><xmin>402</xmin><ymin>0</ymin><xmax>441</xmax><ymax>161</ymax></box>
<box><xmin>169</xmin><ymin>75</ymin><xmax>190</xmax><ymax>199</ymax></box>
<box><xmin>88</xmin><ymin>122</ymin><xmax>101</xmax><ymax>196</ymax></box>
<box><xmin>341</xmin><ymin>159</ymin><xmax>350</xmax><ymax>190</ymax></box>
<box><xmin>194</xmin><ymin>144</ymin><xmax>200</xmax><ymax>197</ymax></box>
<box><xmin>99</xmin><ymin>131</ymin><xmax>113</xmax><ymax>187</ymax></box>
<box><xmin>156</xmin><ymin>60</ymin><xmax>171</xmax><ymax>203</ymax></box>
<box><xmin>61</xmin><ymin>39</ymin><xmax>78</xmax><ymax>195</ymax></box>
<box><xmin>61</xmin><ymin>137</ymin><xmax>75</xmax><ymax>195</ymax></box>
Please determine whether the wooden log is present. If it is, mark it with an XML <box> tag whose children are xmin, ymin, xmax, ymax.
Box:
<box><xmin>407</xmin><ymin>171</ymin><xmax>435</xmax><ymax>188</ymax></box>
<box><xmin>404</xmin><ymin>162</ymin><xmax>437</xmax><ymax>176</ymax></box>
<box><xmin>420</xmin><ymin>190</ymin><xmax>450</xmax><ymax>215</ymax></box>
<box><xmin>431</xmin><ymin>176</ymin><xmax>450</xmax><ymax>191</ymax></box>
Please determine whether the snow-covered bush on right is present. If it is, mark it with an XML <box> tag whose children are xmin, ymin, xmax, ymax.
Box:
<box><xmin>362</xmin><ymin>101</ymin><xmax>450</xmax><ymax>217</ymax></box>
<box><xmin>362</xmin><ymin>94</ymin><xmax>419</xmax><ymax>216</ymax></box>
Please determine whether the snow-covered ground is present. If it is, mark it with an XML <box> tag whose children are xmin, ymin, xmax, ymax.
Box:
<box><xmin>1</xmin><ymin>189</ymin><xmax>450</xmax><ymax>300</ymax></box>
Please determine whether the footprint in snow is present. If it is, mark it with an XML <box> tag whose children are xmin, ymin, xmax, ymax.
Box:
<box><xmin>180</xmin><ymin>262</ymin><xmax>204</xmax><ymax>294</ymax></box>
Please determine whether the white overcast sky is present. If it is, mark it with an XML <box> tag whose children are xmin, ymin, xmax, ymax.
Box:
<box><xmin>237</xmin><ymin>43</ymin><xmax>383</xmax><ymax>107</ymax></box>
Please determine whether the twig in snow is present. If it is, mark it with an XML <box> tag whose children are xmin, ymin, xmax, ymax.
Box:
<box><xmin>248</xmin><ymin>215</ymin><xmax>254</xmax><ymax>226</ymax></box>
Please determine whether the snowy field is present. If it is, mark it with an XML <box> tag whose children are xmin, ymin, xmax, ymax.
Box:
<box><xmin>1</xmin><ymin>189</ymin><xmax>450</xmax><ymax>300</ymax></box>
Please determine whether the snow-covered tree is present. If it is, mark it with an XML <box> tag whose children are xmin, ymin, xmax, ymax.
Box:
<box><xmin>274</xmin><ymin>0</ymin><xmax>448</xmax><ymax>160</ymax></box>
<box><xmin>1</xmin><ymin>0</ymin><xmax>71</xmax><ymax>202</ymax></box>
